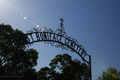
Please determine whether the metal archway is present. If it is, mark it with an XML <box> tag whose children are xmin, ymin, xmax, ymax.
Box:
<box><xmin>25</xmin><ymin>18</ymin><xmax>92</xmax><ymax>80</ymax></box>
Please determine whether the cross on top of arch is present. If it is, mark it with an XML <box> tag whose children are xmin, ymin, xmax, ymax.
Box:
<box><xmin>60</xmin><ymin>18</ymin><xmax>64</xmax><ymax>26</ymax></box>
<box><xmin>60</xmin><ymin>18</ymin><xmax>64</xmax><ymax>22</ymax></box>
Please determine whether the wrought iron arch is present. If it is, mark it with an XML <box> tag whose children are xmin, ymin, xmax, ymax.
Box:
<box><xmin>25</xmin><ymin>18</ymin><xmax>92</xmax><ymax>80</ymax></box>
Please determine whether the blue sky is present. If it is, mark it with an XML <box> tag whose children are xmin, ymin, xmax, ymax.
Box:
<box><xmin>0</xmin><ymin>0</ymin><xmax>120</xmax><ymax>79</ymax></box>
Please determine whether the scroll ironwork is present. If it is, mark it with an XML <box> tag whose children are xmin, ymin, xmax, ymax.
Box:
<box><xmin>25</xmin><ymin>18</ymin><xmax>92</xmax><ymax>80</ymax></box>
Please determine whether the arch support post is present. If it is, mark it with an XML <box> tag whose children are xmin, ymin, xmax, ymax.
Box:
<box><xmin>89</xmin><ymin>55</ymin><xmax>92</xmax><ymax>80</ymax></box>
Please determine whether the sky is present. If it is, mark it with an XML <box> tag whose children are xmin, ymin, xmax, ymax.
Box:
<box><xmin>0</xmin><ymin>0</ymin><xmax>120</xmax><ymax>79</ymax></box>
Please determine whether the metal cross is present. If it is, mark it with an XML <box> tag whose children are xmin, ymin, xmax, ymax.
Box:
<box><xmin>60</xmin><ymin>18</ymin><xmax>64</xmax><ymax>35</ymax></box>
<box><xmin>60</xmin><ymin>18</ymin><xmax>64</xmax><ymax>27</ymax></box>
<box><xmin>60</xmin><ymin>18</ymin><xmax>64</xmax><ymax>24</ymax></box>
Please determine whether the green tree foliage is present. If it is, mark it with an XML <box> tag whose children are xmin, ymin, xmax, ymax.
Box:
<box><xmin>37</xmin><ymin>53</ymin><xmax>90</xmax><ymax>80</ymax></box>
<box><xmin>97</xmin><ymin>67</ymin><xmax>120</xmax><ymax>80</ymax></box>
<box><xmin>0</xmin><ymin>23</ymin><xmax>38</xmax><ymax>79</ymax></box>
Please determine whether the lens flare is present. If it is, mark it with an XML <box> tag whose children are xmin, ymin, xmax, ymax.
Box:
<box><xmin>42</xmin><ymin>28</ymin><xmax>44</xmax><ymax>31</ymax></box>
<box><xmin>19</xmin><ymin>13</ymin><xmax>41</xmax><ymax>28</ymax></box>
<box><xmin>36</xmin><ymin>25</ymin><xmax>39</xmax><ymax>27</ymax></box>
<box><xmin>24</xmin><ymin>17</ymin><xmax>27</xmax><ymax>19</ymax></box>
<box><xmin>33</xmin><ymin>22</ymin><xmax>36</xmax><ymax>25</ymax></box>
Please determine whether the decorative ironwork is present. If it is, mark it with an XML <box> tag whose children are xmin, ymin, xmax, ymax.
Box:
<box><xmin>25</xmin><ymin>18</ymin><xmax>92</xmax><ymax>80</ymax></box>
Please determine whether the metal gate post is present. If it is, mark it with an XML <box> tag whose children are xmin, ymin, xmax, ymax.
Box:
<box><xmin>89</xmin><ymin>55</ymin><xmax>92</xmax><ymax>80</ymax></box>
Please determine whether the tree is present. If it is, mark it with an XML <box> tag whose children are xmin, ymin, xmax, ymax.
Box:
<box><xmin>0</xmin><ymin>23</ymin><xmax>38</xmax><ymax>79</ymax></box>
<box><xmin>97</xmin><ymin>67</ymin><xmax>120</xmax><ymax>80</ymax></box>
<box><xmin>37</xmin><ymin>53</ymin><xmax>90</xmax><ymax>80</ymax></box>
